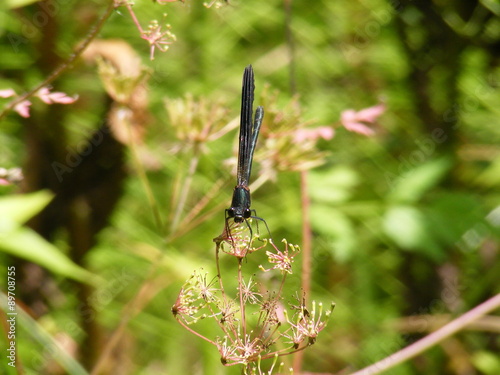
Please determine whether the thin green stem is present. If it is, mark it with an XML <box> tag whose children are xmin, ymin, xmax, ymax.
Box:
<box><xmin>127</xmin><ymin>121</ymin><xmax>164</xmax><ymax>235</ymax></box>
<box><xmin>238</xmin><ymin>258</ymin><xmax>247</xmax><ymax>339</ymax></box>
<box><xmin>215</xmin><ymin>242</ymin><xmax>225</xmax><ymax>295</ymax></box>
<box><xmin>177</xmin><ymin>178</ymin><xmax>225</xmax><ymax>232</ymax></box>
<box><xmin>257</xmin><ymin>273</ymin><xmax>288</xmax><ymax>341</ymax></box>
<box><xmin>170</xmin><ymin>143</ymin><xmax>201</xmax><ymax>233</ymax></box>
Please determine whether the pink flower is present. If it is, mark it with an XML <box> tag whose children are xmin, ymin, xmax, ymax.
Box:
<box><xmin>340</xmin><ymin>103</ymin><xmax>385</xmax><ymax>136</ymax></box>
<box><xmin>36</xmin><ymin>87</ymin><xmax>78</xmax><ymax>104</ymax></box>
<box><xmin>294</xmin><ymin>126</ymin><xmax>334</xmax><ymax>143</ymax></box>
<box><xmin>260</xmin><ymin>239</ymin><xmax>299</xmax><ymax>274</ymax></box>
<box><xmin>14</xmin><ymin>100</ymin><xmax>31</xmax><ymax>118</ymax></box>
<box><xmin>0</xmin><ymin>167</ymin><xmax>23</xmax><ymax>185</ymax></box>
<box><xmin>0</xmin><ymin>89</ymin><xmax>17</xmax><ymax>98</ymax></box>
<box><xmin>141</xmin><ymin>19</ymin><xmax>176</xmax><ymax>60</ymax></box>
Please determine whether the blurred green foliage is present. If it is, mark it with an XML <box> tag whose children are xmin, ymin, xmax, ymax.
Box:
<box><xmin>1</xmin><ymin>0</ymin><xmax>499</xmax><ymax>374</ymax></box>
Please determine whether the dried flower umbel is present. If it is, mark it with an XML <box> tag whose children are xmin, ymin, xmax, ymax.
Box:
<box><xmin>172</xmin><ymin>221</ymin><xmax>334</xmax><ymax>372</ymax></box>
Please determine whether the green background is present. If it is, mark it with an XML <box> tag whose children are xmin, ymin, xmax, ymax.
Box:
<box><xmin>1</xmin><ymin>0</ymin><xmax>499</xmax><ymax>374</ymax></box>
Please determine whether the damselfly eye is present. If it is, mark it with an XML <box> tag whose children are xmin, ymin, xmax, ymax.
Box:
<box><xmin>243</xmin><ymin>209</ymin><xmax>252</xmax><ymax>219</ymax></box>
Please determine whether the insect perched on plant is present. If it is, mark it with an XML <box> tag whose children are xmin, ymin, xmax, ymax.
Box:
<box><xmin>225</xmin><ymin>65</ymin><xmax>269</xmax><ymax>239</ymax></box>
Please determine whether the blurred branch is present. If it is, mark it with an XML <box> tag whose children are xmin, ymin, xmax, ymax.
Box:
<box><xmin>284</xmin><ymin>0</ymin><xmax>296</xmax><ymax>94</ymax></box>
<box><xmin>391</xmin><ymin>313</ymin><xmax>500</xmax><ymax>334</ymax></box>
<box><xmin>347</xmin><ymin>293</ymin><xmax>500</xmax><ymax>375</ymax></box>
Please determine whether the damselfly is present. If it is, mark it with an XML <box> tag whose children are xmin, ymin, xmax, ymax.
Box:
<box><xmin>225</xmin><ymin>65</ymin><xmax>269</xmax><ymax>240</ymax></box>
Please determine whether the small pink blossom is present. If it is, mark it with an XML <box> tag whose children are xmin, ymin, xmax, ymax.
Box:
<box><xmin>141</xmin><ymin>19</ymin><xmax>176</xmax><ymax>60</ymax></box>
<box><xmin>36</xmin><ymin>87</ymin><xmax>78</xmax><ymax>104</ymax></box>
<box><xmin>260</xmin><ymin>239</ymin><xmax>299</xmax><ymax>274</ymax></box>
<box><xmin>14</xmin><ymin>100</ymin><xmax>31</xmax><ymax>118</ymax></box>
<box><xmin>0</xmin><ymin>89</ymin><xmax>17</xmax><ymax>98</ymax></box>
<box><xmin>294</xmin><ymin>126</ymin><xmax>334</xmax><ymax>143</ymax></box>
<box><xmin>340</xmin><ymin>103</ymin><xmax>385</xmax><ymax>136</ymax></box>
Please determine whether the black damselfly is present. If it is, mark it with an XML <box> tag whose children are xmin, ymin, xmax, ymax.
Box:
<box><xmin>225</xmin><ymin>65</ymin><xmax>269</xmax><ymax>240</ymax></box>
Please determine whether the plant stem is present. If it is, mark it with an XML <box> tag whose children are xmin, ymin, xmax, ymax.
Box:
<box><xmin>123</xmin><ymin>1</ymin><xmax>145</xmax><ymax>33</ymax></box>
<box><xmin>177</xmin><ymin>178</ymin><xmax>225</xmax><ymax>231</ymax></box>
<box><xmin>170</xmin><ymin>143</ymin><xmax>201</xmax><ymax>233</ymax></box>
<box><xmin>238</xmin><ymin>258</ymin><xmax>247</xmax><ymax>339</ymax></box>
<box><xmin>175</xmin><ymin>316</ymin><xmax>217</xmax><ymax>346</ymax></box>
<box><xmin>293</xmin><ymin>170</ymin><xmax>312</xmax><ymax>372</ymax></box>
<box><xmin>127</xmin><ymin>121</ymin><xmax>164</xmax><ymax>235</ymax></box>
<box><xmin>348</xmin><ymin>293</ymin><xmax>500</xmax><ymax>375</ymax></box>
<box><xmin>298</xmin><ymin>171</ymin><xmax>312</xmax><ymax>298</ymax></box>
<box><xmin>284</xmin><ymin>0</ymin><xmax>296</xmax><ymax>94</ymax></box>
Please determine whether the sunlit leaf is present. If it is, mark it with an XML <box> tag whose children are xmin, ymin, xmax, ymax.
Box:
<box><xmin>5</xmin><ymin>0</ymin><xmax>40</xmax><ymax>9</ymax></box>
<box><xmin>0</xmin><ymin>227</ymin><xmax>99</xmax><ymax>284</ymax></box>
<box><xmin>383</xmin><ymin>205</ymin><xmax>444</xmax><ymax>261</ymax></box>
<box><xmin>0</xmin><ymin>190</ymin><xmax>53</xmax><ymax>228</ymax></box>
<box><xmin>427</xmin><ymin>192</ymin><xmax>485</xmax><ymax>246</ymax></box>
<box><xmin>387</xmin><ymin>158</ymin><xmax>452</xmax><ymax>203</ymax></box>
<box><xmin>472</xmin><ymin>350</ymin><xmax>500</xmax><ymax>375</ymax></box>
<box><xmin>311</xmin><ymin>205</ymin><xmax>357</xmax><ymax>262</ymax></box>
<box><xmin>309</xmin><ymin>166</ymin><xmax>360</xmax><ymax>204</ymax></box>
<box><xmin>474</xmin><ymin>155</ymin><xmax>500</xmax><ymax>188</ymax></box>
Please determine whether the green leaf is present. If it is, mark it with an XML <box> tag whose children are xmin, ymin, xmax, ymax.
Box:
<box><xmin>475</xmin><ymin>155</ymin><xmax>500</xmax><ymax>188</ymax></box>
<box><xmin>311</xmin><ymin>205</ymin><xmax>357</xmax><ymax>262</ymax></box>
<box><xmin>309</xmin><ymin>166</ymin><xmax>360</xmax><ymax>204</ymax></box>
<box><xmin>0</xmin><ymin>190</ymin><xmax>53</xmax><ymax>229</ymax></box>
<box><xmin>427</xmin><ymin>192</ymin><xmax>485</xmax><ymax>246</ymax></box>
<box><xmin>387</xmin><ymin>158</ymin><xmax>452</xmax><ymax>203</ymax></box>
<box><xmin>383</xmin><ymin>205</ymin><xmax>444</xmax><ymax>262</ymax></box>
<box><xmin>472</xmin><ymin>351</ymin><xmax>500</xmax><ymax>375</ymax></box>
<box><xmin>0</xmin><ymin>227</ymin><xmax>99</xmax><ymax>284</ymax></box>
<box><xmin>5</xmin><ymin>0</ymin><xmax>41</xmax><ymax>9</ymax></box>
<box><xmin>0</xmin><ymin>293</ymin><xmax>89</xmax><ymax>375</ymax></box>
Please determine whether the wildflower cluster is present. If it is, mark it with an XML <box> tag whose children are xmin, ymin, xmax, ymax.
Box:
<box><xmin>0</xmin><ymin>87</ymin><xmax>77</xmax><ymax>118</ymax></box>
<box><xmin>172</xmin><ymin>221</ymin><xmax>334</xmax><ymax>371</ymax></box>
